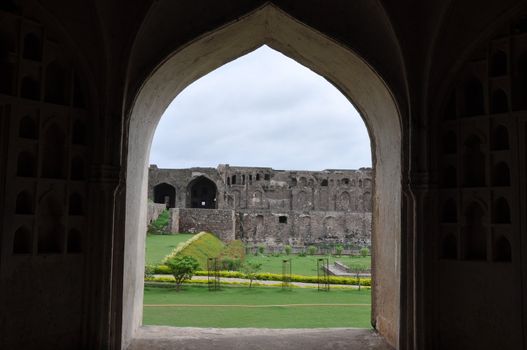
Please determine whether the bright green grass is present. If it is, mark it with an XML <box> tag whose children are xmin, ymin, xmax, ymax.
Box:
<box><xmin>145</xmin><ymin>234</ymin><xmax>195</xmax><ymax>265</ymax></box>
<box><xmin>245</xmin><ymin>255</ymin><xmax>371</xmax><ymax>276</ymax></box>
<box><xmin>143</xmin><ymin>286</ymin><xmax>372</xmax><ymax>328</ymax></box>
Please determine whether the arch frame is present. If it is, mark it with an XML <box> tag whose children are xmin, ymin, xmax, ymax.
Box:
<box><xmin>121</xmin><ymin>4</ymin><xmax>404</xmax><ymax>349</ymax></box>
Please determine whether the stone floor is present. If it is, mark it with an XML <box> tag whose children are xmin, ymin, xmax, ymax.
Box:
<box><xmin>128</xmin><ymin>326</ymin><xmax>394</xmax><ymax>350</ymax></box>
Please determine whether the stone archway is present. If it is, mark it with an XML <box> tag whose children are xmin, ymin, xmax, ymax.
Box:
<box><xmin>123</xmin><ymin>4</ymin><xmax>402</xmax><ymax>348</ymax></box>
<box><xmin>187</xmin><ymin>176</ymin><xmax>217</xmax><ymax>209</ymax></box>
<box><xmin>153</xmin><ymin>183</ymin><xmax>176</xmax><ymax>208</ymax></box>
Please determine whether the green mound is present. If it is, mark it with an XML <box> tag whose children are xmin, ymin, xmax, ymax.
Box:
<box><xmin>163</xmin><ymin>232</ymin><xmax>225</xmax><ymax>269</ymax></box>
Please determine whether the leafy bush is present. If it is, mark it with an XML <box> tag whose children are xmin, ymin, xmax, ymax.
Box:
<box><xmin>307</xmin><ymin>245</ymin><xmax>317</xmax><ymax>255</ymax></box>
<box><xmin>360</xmin><ymin>247</ymin><xmax>370</xmax><ymax>257</ymax></box>
<box><xmin>221</xmin><ymin>257</ymin><xmax>242</xmax><ymax>271</ymax></box>
<box><xmin>144</xmin><ymin>264</ymin><xmax>156</xmax><ymax>278</ymax></box>
<box><xmin>164</xmin><ymin>255</ymin><xmax>199</xmax><ymax>291</ymax></box>
<box><xmin>241</xmin><ymin>261</ymin><xmax>262</xmax><ymax>288</ymax></box>
<box><xmin>162</xmin><ymin>232</ymin><xmax>225</xmax><ymax>269</ymax></box>
<box><xmin>257</xmin><ymin>244</ymin><xmax>266</xmax><ymax>255</ymax></box>
<box><xmin>284</xmin><ymin>245</ymin><xmax>292</xmax><ymax>255</ymax></box>
<box><xmin>335</xmin><ymin>244</ymin><xmax>344</xmax><ymax>257</ymax></box>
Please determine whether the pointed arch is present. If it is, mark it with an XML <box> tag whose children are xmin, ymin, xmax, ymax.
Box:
<box><xmin>186</xmin><ymin>176</ymin><xmax>217</xmax><ymax>209</ymax></box>
<box><xmin>123</xmin><ymin>5</ymin><xmax>402</xmax><ymax>345</ymax></box>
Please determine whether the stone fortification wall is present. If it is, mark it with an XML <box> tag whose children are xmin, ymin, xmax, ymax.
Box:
<box><xmin>147</xmin><ymin>202</ymin><xmax>168</xmax><ymax>226</ymax></box>
<box><xmin>149</xmin><ymin>164</ymin><xmax>373</xmax><ymax>247</ymax></box>
<box><xmin>236</xmin><ymin>210</ymin><xmax>371</xmax><ymax>248</ymax></box>
<box><xmin>171</xmin><ymin>208</ymin><xmax>235</xmax><ymax>242</ymax></box>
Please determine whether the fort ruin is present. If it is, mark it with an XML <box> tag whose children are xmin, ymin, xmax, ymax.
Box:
<box><xmin>148</xmin><ymin>164</ymin><xmax>373</xmax><ymax>249</ymax></box>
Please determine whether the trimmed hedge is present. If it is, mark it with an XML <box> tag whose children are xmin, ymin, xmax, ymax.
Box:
<box><xmin>193</xmin><ymin>270</ymin><xmax>370</xmax><ymax>286</ymax></box>
<box><xmin>145</xmin><ymin>274</ymin><xmax>370</xmax><ymax>287</ymax></box>
<box><xmin>162</xmin><ymin>231</ymin><xmax>225</xmax><ymax>269</ymax></box>
<box><xmin>151</xmin><ymin>267</ymin><xmax>370</xmax><ymax>286</ymax></box>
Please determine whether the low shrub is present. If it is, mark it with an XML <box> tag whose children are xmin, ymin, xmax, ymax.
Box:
<box><xmin>284</xmin><ymin>245</ymin><xmax>292</xmax><ymax>255</ymax></box>
<box><xmin>307</xmin><ymin>245</ymin><xmax>317</xmax><ymax>255</ymax></box>
<box><xmin>360</xmin><ymin>247</ymin><xmax>370</xmax><ymax>257</ymax></box>
<box><xmin>221</xmin><ymin>257</ymin><xmax>242</xmax><ymax>271</ymax></box>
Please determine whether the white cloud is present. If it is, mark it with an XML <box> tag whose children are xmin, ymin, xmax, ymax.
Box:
<box><xmin>150</xmin><ymin>45</ymin><xmax>372</xmax><ymax>171</ymax></box>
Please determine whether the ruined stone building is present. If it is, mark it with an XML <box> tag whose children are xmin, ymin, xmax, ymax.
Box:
<box><xmin>1</xmin><ymin>1</ymin><xmax>527</xmax><ymax>349</ymax></box>
<box><xmin>148</xmin><ymin>165</ymin><xmax>373</xmax><ymax>248</ymax></box>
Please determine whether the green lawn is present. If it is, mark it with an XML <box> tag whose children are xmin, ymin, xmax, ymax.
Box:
<box><xmin>143</xmin><ymin>285</ymin><xmax>372</xmax><ymax>328</ymax></box>
<box><xmin>145</xmin><ymin>234</ymin><xmax>195</xmax><ymax>265</ymax></box>
<box><xmin>245</xmin><ymin>254</ymin><xmax>371</xmax><ymax>276</ymax></box>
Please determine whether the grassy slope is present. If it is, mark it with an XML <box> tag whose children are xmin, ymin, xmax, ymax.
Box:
<box><xmin>176</xmin><ymin>232</ymin><xmax>225</xmax><ymax>269</ymax></box>
<box><xmin>245</xmin><ymin>255</ymin><xmax>371</xmax><ymax>276</ymax></box>
<box><xmin>143</xmin><ymin>286</ymin><xmax>372</xmax><ymax>328</ymax></box>
<box><xmin>145</xmin><ymin>234</ymin><xmax>195</xmax><ymax>265</ymax></box>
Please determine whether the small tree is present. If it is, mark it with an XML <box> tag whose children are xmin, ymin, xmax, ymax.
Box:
<box><xmin>241</xmin><ymin>261</ymin><xmax>262</xmax><ymax>288</ymax></box>
<box><xmin>349</xmin><ymin>266</ymin><xmax>363</xmax><ymax>291</ymax></box>
<box><xmin>284</xmin><ymin>245</ymin><xmax>292</xmax><ymax>255</ymax></box>
<box><xmin>164</xmin><ymin>255</ymin><xmax>199</xmax><ymax>291</ymax></box>
<box><xmin>307</xmin><ymin>245</ymin><xmax>317</xmax><ymax>255</ymax></box>
<box><xmin>335</xmin><ymin>244</ymin><xmax>344</xmax><ymax>257</ymax></box>
<box><xmin>360</xmin><ymin>247</ymin><xmax>370</xmax><ymax>257</ymax></box>
<box><xmin>257</xmin><ymin>244</ymin><xmax>266</xmax><ymax>255</ymax></box>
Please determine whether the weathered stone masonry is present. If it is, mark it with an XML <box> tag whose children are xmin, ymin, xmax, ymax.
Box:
<box><xmin>148</xmin><ymin>164</ymin><xmax>372</xmax><ymax>248</ymax></box>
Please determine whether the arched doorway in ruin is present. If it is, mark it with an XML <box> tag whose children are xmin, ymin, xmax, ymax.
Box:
<box><xmin>186</xmin><ymin>176</ymin><xmax>217</xmax><ymax>209</ymax></box>
<box><xmin>122</xmin><ymin>4</ymin><xmax>403</xmax><ymax>349</ymax></box>
<box><xmin>153</xmin><ymin>183</ymin><xmax>176</xmax><ymax>209</ymax></box>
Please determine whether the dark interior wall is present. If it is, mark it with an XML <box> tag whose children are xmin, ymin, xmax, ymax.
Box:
<box><xmin>430</xmin><ymin>11</ymin><xmax>527</xmax><ymax>350</ymax></box>
<box><xmin>0</xmin><ymin>3</ymin><xmax>99</xmax><ymax>348</ymax></box>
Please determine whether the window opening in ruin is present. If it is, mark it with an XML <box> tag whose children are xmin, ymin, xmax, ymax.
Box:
<box><xmin>278</xmin><ymin>215</ymin><xmax>287</xmax><ymax>224</ymax></box>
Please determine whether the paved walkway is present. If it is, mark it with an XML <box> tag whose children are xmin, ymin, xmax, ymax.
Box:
<box><xmin>129</xmin><ymin>326</ymin><xmax>393</xmax><ymax>350</ymax></box>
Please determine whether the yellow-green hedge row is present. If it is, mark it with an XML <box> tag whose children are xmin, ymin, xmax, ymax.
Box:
<box><xmin>150</xmin><ymin>268</ymin><xmax>371</xmax><ymax>286</ymax></box>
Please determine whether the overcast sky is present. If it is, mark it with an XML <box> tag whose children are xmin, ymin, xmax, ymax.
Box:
<box><xmin>150</xmin><ymin>45</ymin><xmax>371</xmax><ymax>171</ymax></box>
